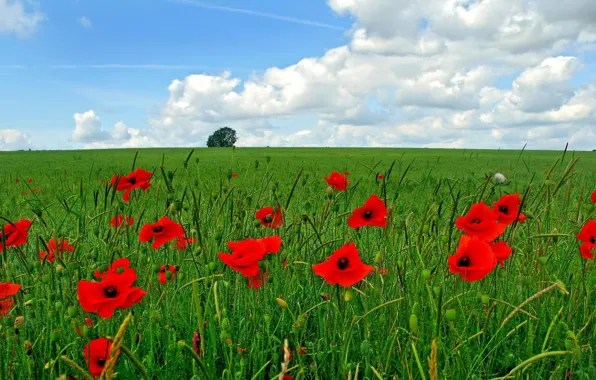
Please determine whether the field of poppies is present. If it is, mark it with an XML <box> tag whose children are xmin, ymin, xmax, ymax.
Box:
<box><xmin>0</xmin><ymin>147</ymin><xmax>595</xmax><ymax>380</ymax></box>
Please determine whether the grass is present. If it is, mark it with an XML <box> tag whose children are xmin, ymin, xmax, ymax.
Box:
<box><xmin>0</xmin><ymin>147</ymin><xmax>595</xmax><ymax>379</ymax></box>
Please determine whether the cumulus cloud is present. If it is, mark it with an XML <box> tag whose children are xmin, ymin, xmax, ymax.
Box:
<box><xmin>0</xmin><ymin>0</ymin><xmax>45</xmax><ymax>37</ymax></box>
<box><xmin>0</xmin><ymin>129</ymin><xmax>32</xmax><ymax>150</ymax></box>
<box><xmin>72</xmin><ymin>111</ymin><xmax>109</xmax><ymax>143</ymax></box>
<box><xmin>68</xmin><ymin>0</ymin><xmax>596</xmax><ymax>150</ymax></box>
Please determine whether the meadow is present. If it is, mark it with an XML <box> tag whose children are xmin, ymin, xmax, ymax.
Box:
<box><xmin>0</xmin><ymin>147</ymin><xmax>595</xmax><ymax>379</ymax></box>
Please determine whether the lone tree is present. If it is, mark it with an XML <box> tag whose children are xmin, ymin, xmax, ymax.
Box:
<box><xmin>206</xmin><ymin>127</ymin><xmax>237</xmax><ymax>147</ymax></box>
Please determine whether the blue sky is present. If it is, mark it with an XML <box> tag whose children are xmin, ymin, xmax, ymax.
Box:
<box><xmin>1</xmin><ymin>0</ymin><xmax>595</xmax><ymax>150</ymax></box>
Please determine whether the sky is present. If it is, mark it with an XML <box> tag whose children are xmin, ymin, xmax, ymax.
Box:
<box><xmin>1</xmin><ymin>0</ymin><xmax>596</xmax><ymax>151</ymax></box>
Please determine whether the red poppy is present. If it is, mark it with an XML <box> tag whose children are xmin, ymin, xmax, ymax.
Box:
<box><xmin>283</xmin><ymin>375</ymin><xmax>292</xmax><ymax>380</ymax></box>
<box><xmin>27</xmin><ymin>179</ymin><xmax>32</xmax><ymax>183</ymax></box>
<box><xmin>577</xmin><ymin>220</ymin><xmax>596</xmax><ymax>259</ymax></box>
<box><xmin>139</xmin><ymin>217</ymin><xmax>185</xmax><ymax>249</ymax></box>
<box><xmin>344</xmin><ymin>171</ymin><xmax>351</xmax><ymax>175</ymax></box>
<box><xmin>84</xmin><ymin>338</ymin><xmax>113</xmax><ymax>377</ymax></box>
<box><xmin>0</xmin><ymin>219</ymin><xmax>32</xmax><ymax>251</ymax></box>
<box><xmin>376</xmin><ymin>267</ymin><xmax>389</xmax><ymax>275</ymax></box>
<box><xmin>173</xmin><ymin>237</ymin><xmax>196</xmax><ymax>250</ymax></box>
<box><xmin>248</xmin><ymin>270</ymin><xmax>268</xmax><ymax>289</ymax></box>
<box><xmin>324</xmin><ymin>171</ymin><xmax>348</xmax><ymax>191</ymax></box>
<box><xmin>219</xmin><ymin>236</ymin><xmax>281</xmax><ymax>278</ymax></box>
<box><xmin>111</xmin><ymin>168</ymin><xmax>152</xmax><ymax>202</ymax></box>
<box><xmin>40</xmin><ymin>238</ymin><xmax>74</xmax><ymax>262</ymax></box>
<box><xmin>158</xmin><ymin>264</ymin><xmax>178</xmax><ymax>284</ymax></box>
<box><xmin>255</xmin><ymin>205</ymin><xmax>283</xmax><ymax>228</ymax></box>
<box><xmin>0</xmin><ymin>298</ymin><xmax>15</xmax><ymax>316</ymax></box>
<box><xmin>347</xmin><ymin>195</ymin><xmax>387</xmax><ymax>229</ymax></box>
<box><xmin>232</xmin><ymin>173</ymin><xmax>238</xmax><ymax>178</ymax></box>
<box><xmin>78</xmin><ymin>259</ymin><xmax>146</xmax><ymax>318</ymax></box>
<box><xmin>312</xmin><ymin>243</ymin><xmax>374</xmax><ymax>287</ymax></box>
<box><xmin>591</xmin><ymin>190</ymin><xmax>596</xmax><ymax>204</ymax></box>
<box><xmin>517</xmin><ymin>213</ymin><xmax>527</xmax><ymax>223</ymax></box>
<box><xmin>193</xmin><ymin>331</ymin><xmax>201</xmax><ymax>356</ymax></box>
<box><xmin>0</xmin><ymin>282</ymin><xmax>21</xmax><ymax>299</ymax></box>
<box><xmin>109</xmin><ymin>216</ymin><xmax>134</xmax><ymax>227</ymax></box>
<box><xmin>455</xmin><ymin>202</ymin><xmax>506</xmax><ymax>242</ymax></box>
<box><xmin>448</xmin><ymin>235</ymin><xmax>497</xmax><ymax>282</ymax></box>
<box><xmin>492</xmin><ymin>194</ymin><xmax>525</xmax><ymax>225</ymax></box>
<box><xmin>489</xmin><ymin>241</ymin><xmax>512</xmax><ymax>267</ymax></box>
<box><xmin>15</xmin><ymin>179</ymin><xmax>20</xmax><ymax>183</ymax></box>
<box><xmin>377</xmin><ymin>174</ymin><xmax>384</xmax><ymax>180</ymax></box>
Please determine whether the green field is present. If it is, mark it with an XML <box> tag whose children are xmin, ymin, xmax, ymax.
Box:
<box><xmin>0</xmin><ymin>147</ymin><xmax>595</xmax><ymax>379</ymax></box>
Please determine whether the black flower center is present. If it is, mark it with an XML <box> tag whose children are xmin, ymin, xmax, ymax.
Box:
<box><xmin>471</xmin><ymin>218</ymin><xmax>481</xmax><ymax>224</ymax></box>
<box><xmin>590</xmin><ymin>236</ymin><xmax>596</xmax><ymax>244</ymax></box>
<box><xmin>457</xmin><ymin>256</ymin><xmax>471</xmax><ymax>267</ymax></box>
<box><xmin>363</xmin><ymin>210</ymin><xmax>372</xmax><ymax>219</ymax></box>
<box><xmin>103</xmin><ymin>285</ymin><xmax>118</xmax><ymax>298</ymax></box>
<box><xmin>128</xmin><ymin>177</ymin><xmax>137</xmax><ymax>185</ymax></box>
<box><xmin>97</xmin><ymin>358</ymin><xmax>106</xmax><ymax>367</ymax></box>
<box><xmin>337</xmin><ymin>257</ymin><xmax>349</xmax><ymax>270</ymax></box>
<box><xmin>498</xmin><ymin>205</ymin><xmax>509</xmax><ymax>214</ymax></box>
<box><xmin>153</xmin><ymin>226</ymin><xmax>164</xmax><ymax>233</ymax></box>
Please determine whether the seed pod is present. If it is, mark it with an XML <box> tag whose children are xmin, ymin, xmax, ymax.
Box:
<box><xmin>24</xmin><ymin>340</ymin><xmax>32</xmax><ymax>355</ymax></box>
<box><xmin>276</xmin><ymin>298</ymin><xmax>288</xmax><ymax>309</ymax></box>
<box><xmin>481</xmin><ymin>294</ymin><xmax>490</xmax><ymax>304</ymax></box>
<box><xmin>409</xmin><ymin>314</ymin><xmax>418</xmax><ymax>333</ymax></box>
<box><xmin>326</xmin><ymin>186</ymin><xmax>333</xmax><ymax>199</ymax></box>
<box><xmin>446</xmin><ymin>309</ymin><xmax>457</xmax><ymax>322</ymax></box>
<box><xmin>422</xmin><ymin>269</ymin><xmax>431</xmax><ymax>280</ymax></box>
<box><xmin>344</xmin><ymin>289</ymin><xmax>353</xmax><ymax>302</ymax></box>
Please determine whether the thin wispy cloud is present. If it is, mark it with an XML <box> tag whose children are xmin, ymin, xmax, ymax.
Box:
<box><xmin>78</xmin><ymin>16</ymin><xmax>92</xmax><ymax>28</ymax></box>
<box><xmin>49</xmin><ymin>64</ymin><xmax>256</xmax><ymax>71</ymax></box>
<box><xmin>169</xmin><ymin>0</ymin><xmax>345</xmax><ymax>31</ymax></box>
<box><xmin>0</xmin><ymin>65</ymin><xmax>26</xmax><ymax>69</ymax></box>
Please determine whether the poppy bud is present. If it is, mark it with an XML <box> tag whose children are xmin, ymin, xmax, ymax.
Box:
<box><xmin>446</xmin><ymin>309</ymin><xmax>457</xmax><ymax>322</ymax></box>
<box><xmin>276</xmin><ymin>298</ymin><xmax>288</xmax><ymax>309</ymax></box>
<box><xmin>440</xmin><ymin>235</ymin><xmax>449</xmax><ymax>243</ymax></box>
<box><xmin>433</xmin><ymin>286</ymin><xmax>441</xmax><ymax>296</ymax></box>
<box><xmin>409</xmin><ymin>314</ymin><xmax>418</xmax><ymax>333</ymax></box>
<box><xmin>151</xmin><ymin>311</ymin><xmax>160</xmax><ymax>323</ymax></box>
<box><xmin>374</xmin><ymin>251</ymin><xmax>383</xmax><ymax>265</ymax></box>
<box><xmin>24</xmin><ymin>340</ymin><xmax>32</xmax><ymax>355</ymax></box>
<box><xmin>173</xmin><ymin>200</ymin><xmax>183</xmax><ymax>211</ymax></box>
<box><xmin>67</xmin><ymin>307</ymin><xmax>77</xmax><ymax>317</ymax></box>
<box><xmin>422</xmin><ymin>225</ymin><xmax>430</xmax><ymax>234</ymax></box>
<box><xmin>301</xmin><ymin>213</ymin><xmax>308</xmax><ymax>222</ymax></box>
<box><xmin>177</xmin><ymin>272</ymin><xmax>185</xmax><ymax>281</ymax></box>
<box><xmin>544</xmin><ymin>179</ymin><xmax>552</xmax><ymax>186</ymax></box>
<box><xmin>167</xmin><ymin>170</ymin><xmax>174</xmax><ymax>180</ymax></box>
<box><xmin>326</xmin><ymin>186</ymin><xmax>333</xmax><ymax>199</ymax></box>
<box><xmin>221</xmin><ymin>317</ymin><xmax>230</xmax><ymax>330</ymax></box>
<box><xmin>50</xmin><ymin>330</ymin><xmax>61</xmax><ymax>343</ymax></box>
<box><xmin>211</xmin><ymin>192</ymin><xmax>218</xmax><ymax>200</ymax></box>
<box><xmin>152</xmin><ymin>264</ymin><xmax>160</xmax><ymax>273</ymax></box>
<box><xmin>214</xmin><ymin>231</ymin><xmax>223</xmax><ymax>241</ymax></box>
<box><xmin>481</xmin><ymin>294</ymin><xmax>490</xmax><ymax>304</ymax></box>
<box><xmin>564</xmin><ymin>331</ymin><xmax>577</xmax><ymax>350</ymax></box>
<box><xmin>343</xmin><ymin>289</ymin><xmax>353</xmax><ymax>302</ymax></box>
<box><xmin>208</xmin><ymin>262</ymin><xmax>217</xmax><ymax>272</ymax></box>
<box><xmin>14</xmin><ymin>316</ymin><xmax>24</xmax><ymax>328</ymax></box>
<box><xmin>320</xmin><ymin>293</ymin><xmax>330</xmax><ymax>301</ymax></box>
<box><xmin>537</xmin><ymin>256</ymin><xmax>548</xmax><ymax>265</ymax></box>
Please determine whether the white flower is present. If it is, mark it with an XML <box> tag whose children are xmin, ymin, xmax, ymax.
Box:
<box><xmin>494</xmin><ymin>173</ymin><xmax>506</xmax><ymax>184</ymax></box>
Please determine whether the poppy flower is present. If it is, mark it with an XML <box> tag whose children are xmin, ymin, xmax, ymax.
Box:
<box><xmin>94</xmin><ymin>258</ymin><xmax>134</xmax><ymax>279</ymax></box>
<box><xmin>139</xmin><ymin>217</ymin><xmax>185</xmax><ymax>249</ymax></box>
<box><xmin>324</xmin><ymin>171</ymin><xmax>348</xmax><ymax>191</ymax></box>
<box><xmin>455</xmin><ymin>202</ymin><xmax>506</xmax><ymax>242</ymax></box>
<box><xmin>0</xmin><ymin>298</ymin><xmax>15</xmax><ymax>316</ymax></box>
<box><xmin>219</xmin><ymin>236</ymin><xmax>281</xmax><ymax>278</ymax></box>
<box><xmin>489</xmin><ymin>241</ymin><xmax>512</xmax><ymax>267</ymax></box>
<box><xmin>109</xmin><ymin>216</ymin><xmax>134</xmax><ymax>227</ymax></box>
<box><xmin>377</xmin><ymin>174</ymin><xmax>384</xmax><ymax>180</ymax></box>
<box><xmin>0</xmin><ymin>219</ymin><xmax>32</xmax><ymax>251</ymax></box>
<box><xmin>255</xmin><ymin>205</ymin><xmax>283</xmax><ymax>228</ymax></box>
<box><xmin>15</xmin><ymin>179</ymin><xmax>20</xmax><ymax>183</ymax></box>
<box><xmin>347</xmin><ymin>195</ymin><xmax>388</xmax><ymax>229</ymax></box>
<box><xmin>173</xmin><ymin>237</ymin><xmax>196</xmax><ymax>251</ymax></box>
<box><xmin>344</xmin><ymin>171</ymin><xmax>351</xmax><ymax>175</ymax></box>
<box><xmin>448</xmin><ymin>235</ymin><xmax>497</xmax><ymax>282</ymax></box>
<box><xmin>193</xmin><ymin>331</ymin><xmax>201</xmax><ymax>356</ymax></box>
<box><xmin>111</xmin><ymin>168</ymin><xmax>152</xmax><ymax>202</ymax></box>
<box><xmin>232</xmin><ymin>173</ymin><xmax>238</xmax><ymax>178</ymax></box>
<box><xmin>78</xmin><ymin>259</ymin><xmax>146</xmax><ymax>318</ymax></box>
<box><xmin>492</xmin><ymin>194</ymin><xmax>525</xmax><ymax>225</ymax></box>
<box><xmin>247</xmin><ymin>270</ymin><xmax>268</xmax><ymax>289</ymax></box>
<box><xmin>577</xmin><ymin>220</ymin><xmax>596</xmax><ymax>259</ymax></box>
<box><xmin>0</xmin><ymin>282</ymin><xmax>21</xmax><ymax>299</ymax></box>
<box><xmin>312</xmin><ymin>243</ymin><xmax>374</xmax><ymax>287</ymax></box>
<box><xmin>158</xmin><ymin>264</ymin><xmax>178</xmax><ymax>284</ymax></box>
<box><xmin>40</xmin><ymin>238</ymin><xmax>74</xmax><ymax>262</ymax></box>
<box><xmin>591</xmin><ymin>190</ymin><xmax>596</xmax><ymax>204</ymax></box>
<box><xmin>84</xmin><ymin>338</ymin><xmax>113</xmax><ymax>377</ymax></box>
<box><xmin>27</xmin><ymin>179</ymin><xmax>32</xmax><ymax>183</ymax></box>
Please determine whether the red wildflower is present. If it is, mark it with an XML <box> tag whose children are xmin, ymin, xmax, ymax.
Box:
<box><xmin>0</xmin><ymin>298</ymin><xmax>15</xmax><ymax>316</ymax></box>
<box><xmin>492</xmin><ymin>194</ymin><xmax>525</xmax><ymax>225</ymax></box>
<box><xmin>111</xmin><ymin>168</ymin><xmax>152</xmax><ymax>202</ymax></box>
<box><xmin>347</xmin><ymin>195</ymin><xmax>387</xmax><ymax>229</ymax></box>
<box><xmin>109</xmin><ymin>216</ymin><xmax>134</xmax><ymax>227</ymax></box>
<box><xmin>40</xmin><ymin>238</ymin><xmax>74</xmax><ymax>262</ymax></box>
<box><xmin>0</xmin><ymin>282</ymin><xmax>20</xmax><ymax>299</ymax></box>
<box><xmin>0</xmin><ymin>219</ymin><xmax>32</xmax><ymax>251</ymax></box>
<box><xmin>193</xmin><ymin>331</ymin><xmax>201</xmax><ymax>356</ymax></box>
<box><xmin>448</xmin><ymin>235</ymin><xmax>497</xmax><ymax>282</ymax></box>
<box><xmin>232</xmin><ymin>173</ymin><xmax>238</xmax><ymax>178</ymax></box>
<box><xmin>324</xmin><ymin>171</ymin><xmax>348</xmax><ymax>191</ymax></box>
<box><xmin>344</xmin><ymin>171</ymin><xmax>351</xmax><ymax>175</ymax></box>
<box><xmin>139</xmin><ymin>217</ymin><xmax>185</xmax><ymax>249</ymax></box>
<box><xmin>15</xmin><ymin>179</ymin><xmax>20</xmax><ymax>183</ymax></box>
<box><xmin>577</xmin><ymin>220</ymin><xmax>596</xmax><ymax>259</ymax></box>
<box><xmin>255</xmin><ymin>205</ymin><xmax>283</xmax><ymax>228</ymax></box>
<box><xmin>455</xmin><ymin>202</ymin><xmax>506</xmax><ymax>242</ymax></box>
<box><xmin>312</xmin><ymin>243</ymin><xmax>374</xmax><ymax>287</ymax></box>
<box><xmin>173</xmin><ymin>237</ymin><xmax>196</xmax><ymax>250</ymax></box>
<box><xmin>591</xmin><ymin>190</ymin><xmax>596</xmax><ymax>204</ymax></box>
<box><xmin>84</xmin><ymin>338</ymin><xmax>113</xmax><ymax>377</ymax></box>
<box><xmin>85</xmin><ymin>317</ymin><xmax>93</xmax><ymax>326</ymax></box>
<box><xmin>283</xmin><ymin>375</ymin><xmax>292</xmax><ymax>380</ymax></box>
<box><xmin>219</xmin><ymin>236</ymin><xmax>281</xmax><ymax>287</ymax></box>
<box><xmin>489</xmin><ymin>241</ymin><xmax>512</xmax><ymax>267</ymax></box>
<box><xmin>27</xmin><ymin>179</ymin><xmax>32</xmax><ymax>183</ymax></box>
<box><xmin>376</xmin><ymin>267</ymin><xmax>389</xmax><ymax>275</ymax></box>
<box><xmin>158</xmin><ymin>264</ymin><xmax>178</xmax><ymax>284</ymax></box>
<box><xmin>78</xmin><ymin>259</ymin><xmax>146</xmax><ymax>318</ymax></box>
<box><xmin>377</xmin><ymin>174</ymin><xmax>384</xmax><ymax>180</ymax></box>
<box><xmin>248</xmin><ymin>270</ymin><xmax>268</xmax><ymax>289</ymax></box>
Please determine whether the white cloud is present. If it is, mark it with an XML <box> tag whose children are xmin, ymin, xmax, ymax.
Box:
<box><xmin>0</xmin><ymin>0</ymin><xmax>45</xmax><ymax>37</ymax></box>
<box><xmin>78</xmin><ymin>16</ymin><xmax>92</xmax><ymax>28</ymax></box>
<box><xmin>72</xmin><ymin>111</ymin><xmax>109</xmax><ymax>143</ymax></box>
<box><xmin>0</xmin><ymin>129</ymin><xmax>32</xmax><ymax>150</ymax></box>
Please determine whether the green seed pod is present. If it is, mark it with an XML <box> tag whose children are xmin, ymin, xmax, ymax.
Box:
<box><xmin>412</xmin><ymin>302</ymin><xmax>420</xmax><ymax>316</ymax></box>
<box><xmin>67</xmin><ymin>307</ymin><xmax>77</xmax><ymax>318</ymax></box>
<box><xmin>544</xmin><ymin>179</ymin><xmax>552</xmax><ymax>186</ymax></box>
<box><xmin>50</xmin><ymin>331</ymin><xmax>61</xmax><ymax>343</ymax></box>
<box><xmin>440</xmin><ymin>235</ymin><xmax>449</xmax><ymax>243</ymax></box>
<box><xmin>214</xmin><ymin>231</ymin><xmax>223</xmax><ymax>241</ymax></box>
<box><xmin>151</xmin><ymin>264</ymin><xmax>160</xmax><ymax>273</ymax></box>
<box><xmin>481</xmin><ymin>294</ymin><xmax>490</xmax><ymax>304</ymax></box>
<box><xmin>208</xmin><ymin>262</ymin><xmax>217</xmax><ymax>272</ymax></box>
<box><xmin>537</xmin><ymin>256</ymin><xmax>548</xmax><ymax>265</ymax></box>
<box><xmin>433</xmin><ymin>286</ymin><xmax>441</xmax><ymax>296</ymax></box>
<box><xmin>446</xmin><ymin>309</ymin><xmax>457</xmax><ymax>322</ymax></box>
<box><xmin>344</xmin><ymin>289</ymin><xmax>353</xmax><ymax>302</ymax></box>
<box><xmin>211</xmin><ymin>192</ymin><xmax>218</xmax><ymax>200</ymax></box>
<box><xmin>177</xmin><ymin>272</ymin><xmax>185</xmax><ymax>281</ymax></box>
<box><xmin>23</xmin><ymin>294</ymin><xmax>34</xmax><ymax>302</ymax></box>
<box><xmin>263</xmin><ymin>314</ymin><xmax>271</xmax><ymax>323</ymax></box>
<box><xmin>422</xmin><ymin>269</ymin><xmax>431</xmax><ymax>280</ymax></box>
<box><xmin>221</xmin><ymin>318</ymin><xmax>230</xmax><ymax>330</ymax></box>
<box><xmin>409</xmin><ymin>314</ymin><xmax>418</xmax><ymax>333</ymax></box>
<box><xmin>54</xmin><ymin>301</ymin><xmax>63</xmax><ymax>310</ymax></box>
<box><xmin>374</xmin><ymin>250</ymin><xmax>383</xmax><ymax>265</ymax></box>
<box><xmin>83</xmin><ymin>326</ymin><xmax>91</xmax><ymax>337</ymax></box>
<box><xmin>326</xmin><ymin>186</ymin><xmax>334</xmax><ymax>199</ymax></box>
<box><xmin>226</xmin><ymin>168</ymin><xmax>233</xmax><ymax>180</ymax></box>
